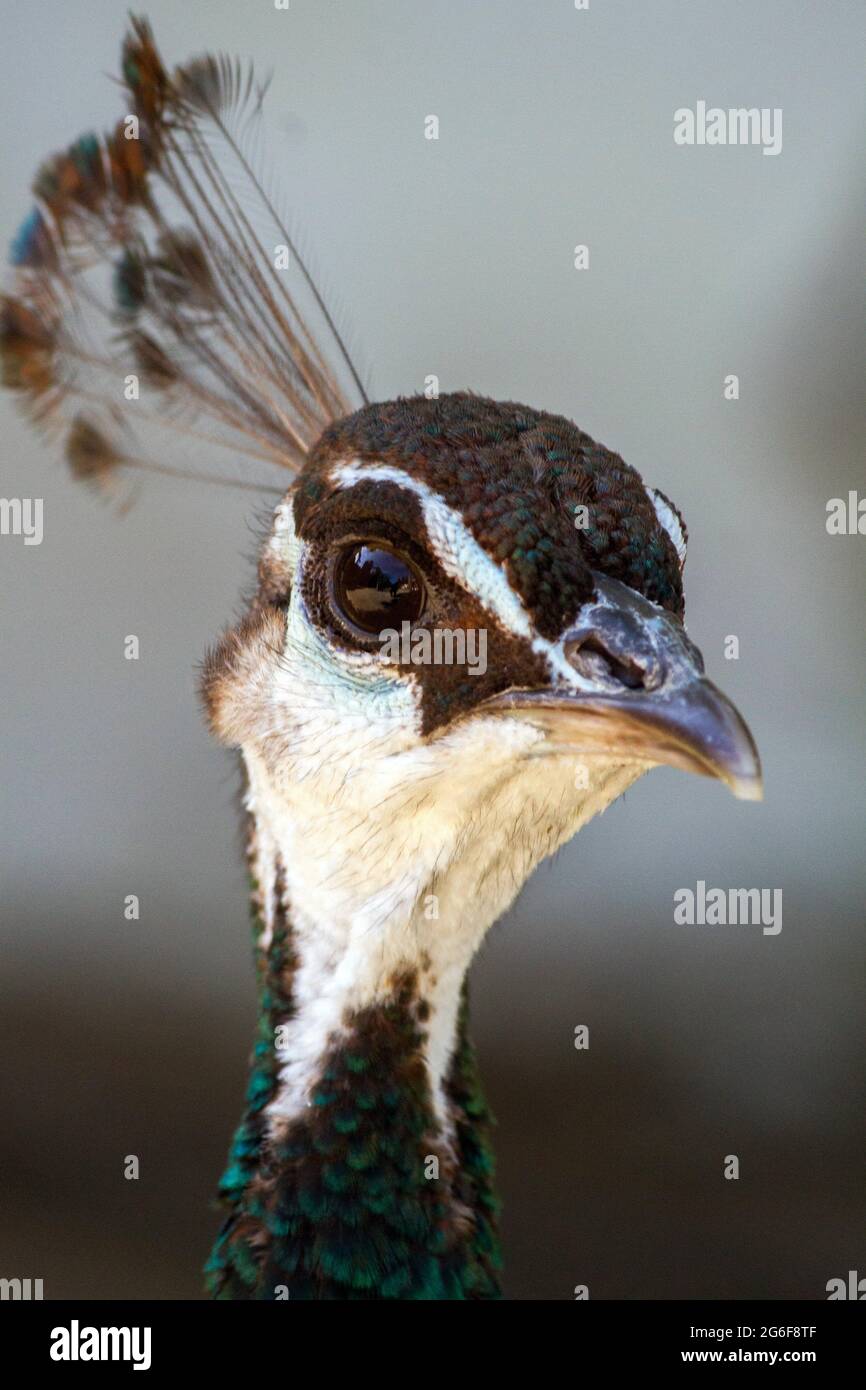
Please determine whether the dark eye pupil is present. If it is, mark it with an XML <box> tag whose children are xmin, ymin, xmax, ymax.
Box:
<box><xmin>334</xmin><ymin>545</ymin><xmax>424</xmax><ymax>633</ymax></box>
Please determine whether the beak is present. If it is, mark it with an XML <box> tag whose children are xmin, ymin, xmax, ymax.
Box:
<box><xmin>488</xmin><ymin>575</ymin><xmax>762</xmax><ymax>802</ymax></box>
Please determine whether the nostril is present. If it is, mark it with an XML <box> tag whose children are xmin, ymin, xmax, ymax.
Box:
<box><xmin>565</xmin><ymin>634</ymin><xmax>649</xmax><ymax>690</ymax></box>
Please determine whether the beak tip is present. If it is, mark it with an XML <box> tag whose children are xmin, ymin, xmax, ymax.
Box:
<box><xmin>727</xmin><ymin>772</ymin><xmax>764</xmax><ymax>802</ymax></box>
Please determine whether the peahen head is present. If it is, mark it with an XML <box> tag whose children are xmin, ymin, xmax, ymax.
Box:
<box><xmin>202</xmin><ymin>391</ymin><xmax>761</xmax><ymax>1137</ymax></box>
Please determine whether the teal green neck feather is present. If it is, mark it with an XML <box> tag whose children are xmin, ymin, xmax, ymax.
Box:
<box><xmin>205</xmin><ymin>875</ymin><xmax>501</xmax><ymax>1300</ymax></box>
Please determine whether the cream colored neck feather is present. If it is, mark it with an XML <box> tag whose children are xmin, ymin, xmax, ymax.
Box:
<box><xmin>242</xmin><ymin>731</ymin><xmax>641</xmax><ymax>1137</ymax></box>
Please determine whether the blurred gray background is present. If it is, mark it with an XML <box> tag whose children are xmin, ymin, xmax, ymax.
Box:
<box><xmin>1</xmin><ymin>0</ymin><xmax>864</xmax><ymax>1299</ymax></box>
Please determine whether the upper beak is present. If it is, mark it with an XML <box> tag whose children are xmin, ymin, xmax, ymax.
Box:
<box><xmin>487</xmin><ymin>575</ymin><xmax>762</xmax><ymax>802</ymax></box>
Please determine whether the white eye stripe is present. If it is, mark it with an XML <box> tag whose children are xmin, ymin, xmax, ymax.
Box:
<box><xmin>329</xmin><ymin>459</ymin><xmax>534</xmax><ymax>640</ymax></box>
<box><xmin>281</xmin><ymin>460</ymin><xmax>649</xmax><ymax>695</ymax></box>
<box><xmin>328</xmin><ymin>460</ymin><xmax>603</xmax><ymax>691</ymax></box>
<box><xmin>646</xmin><ymin>486</ymin><xmax>687</xmax><ymax>568</ymax></box>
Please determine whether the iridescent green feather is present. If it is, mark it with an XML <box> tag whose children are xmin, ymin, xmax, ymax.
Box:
<box><xmin>205</xmin><ymin>908</ymin><xmax>501</xmax><ymax>1300</ymax></box>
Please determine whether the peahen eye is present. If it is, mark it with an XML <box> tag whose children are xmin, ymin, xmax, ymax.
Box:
<box><xmin>332</xmin><ymin>544</ymin><xmax>426</xmax><ymax>634</ymax></box>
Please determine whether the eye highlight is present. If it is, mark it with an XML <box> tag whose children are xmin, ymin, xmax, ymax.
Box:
<box><xmin>332</xmin><ymin>544</ymin><xmax>426</xmax><ymax>634</ymax></box>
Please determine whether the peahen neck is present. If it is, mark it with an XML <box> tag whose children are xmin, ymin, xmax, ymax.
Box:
<box><xmin>205</xmin><ymin>730</ymin><xmax>635</xmax><ymax>1298</ymax></box>
<box><xmin>205</xmin><ymin>754</ymin><xmax>504</xmax><ymax>1300</ymax></box>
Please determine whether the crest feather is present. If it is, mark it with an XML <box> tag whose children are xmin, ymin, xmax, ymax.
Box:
<box><xmin>1</xmin><ymin>16</ymin><xmax>364</xmax><ymax>500</ymax></box>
